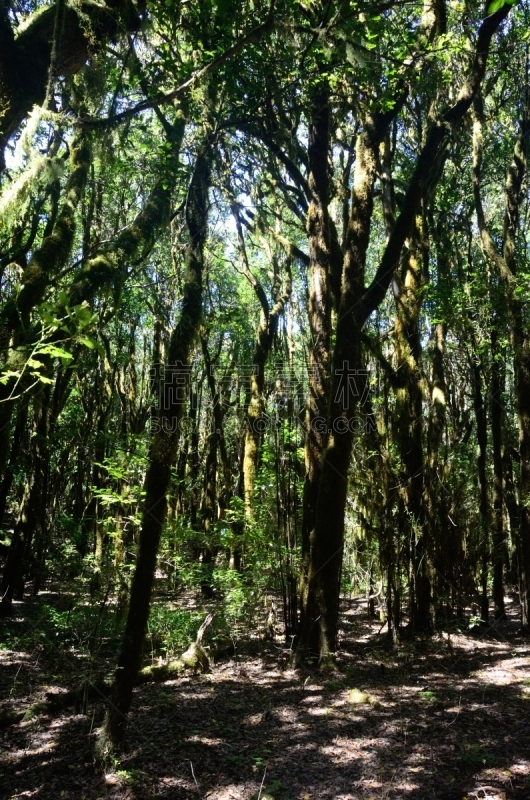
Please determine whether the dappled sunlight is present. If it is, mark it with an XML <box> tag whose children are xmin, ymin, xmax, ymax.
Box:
<box><xmin>473</xmin><ymin>654</ymin><xmax>530</xmax><ymax>687</ymax></box>
<box><xmin>2</xmin><ymin>597</ymin><xmax>530</xmax><ymax>799</ymax></box>
<box><xmin>508</xmin><ymin>760</ymin><xmax>530</xmax><ymax>776</ymax></box>
<box><xmin>204</xmin><ymin>786</ymin><xmax>249</xmax><ymax>800</ymax></box>
<box><xmin>185</xmin><ymin>734</ymin><xmax>225</xmax><ymax>746</ymax></box>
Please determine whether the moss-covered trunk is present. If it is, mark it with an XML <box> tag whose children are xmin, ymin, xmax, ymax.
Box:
<box><xmin>392</xmin><ymin>221</ymin><xmax>432</xmax><ymax>631</ymax></box>
<box><xmin>473</xmin><ymin>97</ymin><xmax>530</xmax><ymax>627</ymax></box>
<box><xmin>490</xmin><ymin>325</ymin><xmax>506</xmax><ymax>619</ymax></box>
<box><xmin>0</xmin><ymin>383</ymin><xmax>51</xmax><ymax>608</ymax></box>
<box><xmin>101</xmin><ymin>146</ymin><xmax>210</xmax><ymax>751</ymax></box>
<box><xmin>297</xmin><ymin>6</ymin><xmax>508</xmax><ymax>659</ymax></box>
<box><xmin>0</xmin><ymin>133</ymin><xmax>91</xmax><ymax>474</ymax></box>
<box><xmin>297</xmin><ymin>124</ymin><xmax>378</xmax><ymax>657</ymax></box>
<box><xmin>471</xmin><ymin>350</ymin><xmax>491</xmax><ymax>624</ymax></box>
<box><xmin>300</xmin><ymin>81</ymin><xmax>333</xmax><ymax>632</ymax></box>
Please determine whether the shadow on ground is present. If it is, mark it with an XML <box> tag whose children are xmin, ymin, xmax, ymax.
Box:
<box><xmin>1</xmin><ymin>596</ymin><xmax>530</xmax><ymax>800</ymax></box>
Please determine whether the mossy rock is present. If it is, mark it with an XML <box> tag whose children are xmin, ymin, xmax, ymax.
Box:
<box><xmin>347</xmin><ymin>688</ymin><xmax>372</xmax><ymax>705</ymax></box>
<box><xmin>0</xmin><ymin>707</ymin><xmax>24</xmax><ymax>728</ymax></box>
<box><xmin>138</xmin><ymin>659</ymin><xmax>185</xmax><ymax>683</ymax></box>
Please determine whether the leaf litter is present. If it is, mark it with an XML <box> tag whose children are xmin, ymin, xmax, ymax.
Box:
<box><xmin>1</xmin><ymin>595</ymin><xmax>529</xmax><ymax>800</ymax></box>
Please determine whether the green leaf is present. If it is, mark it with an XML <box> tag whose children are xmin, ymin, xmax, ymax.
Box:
<box><xmin>27</xmin><ymin>357</ymin><xmax>46</xmax><ymax>369</ymax></box>
<box><xmin>486</xmin><ymin>0</ymin><xmax>505</xmax><ymax>12</ymax></box>
<box><xmin>79</xmin><ymin>336</ymin><xmax>97</xmax><ymax>350</ymax></box>
<box><xmin>36</xmin><ymin>344</ymin><xmax>73</xmax><ymax>360</ymax></box>
<box><xmin>73</xmin><ymin>304</ymin><xmax>94</xmax><ymax>325</ymax></box>
<box><xmin>0</xmin><ymin>370</ymin><xmax>20</xmax><ymax>384</ymax></box>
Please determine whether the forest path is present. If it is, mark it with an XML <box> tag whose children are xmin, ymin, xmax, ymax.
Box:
<box><xmin>1</xmin><ymin>596</ymin><xmax>530</xmax><ymax>800</ymax></box>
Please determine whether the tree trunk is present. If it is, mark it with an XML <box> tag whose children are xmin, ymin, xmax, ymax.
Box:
<box><xmin>101</xmin><ymin>144</ymin><xmax>209</xmax><ymax>751</ymax></box>
<box><xmin>472</xmin><ymin>95</ymin><xmax>530</xmax><ymax>626</ymax></box>
<box><xmin>490</xmin><ymin>325</ymin><xmax>506</xmax><ymax>619</ymax></box>
<box><xmin>300</xmin><ymin>81</ymin><xmax>333</xmax><ymax>632</ymax></box>
<box><xmin>392</xmin><ymin>220</ymin><xmax>431</xmax><ymax>631</ymax></box>
<box><xmin>471</xmin><ymin>352</ymin><xmax>490</xmax><ymax>625</ymax></box>
<box><xmin>0</xmin><ymin>384</ymin><xmax>51</xmax><ymax>607</ymax></box>
<box><xmin>297</xmin><ymin>6</ymin><xmax>508</xmax><ymax>659</ymax></box>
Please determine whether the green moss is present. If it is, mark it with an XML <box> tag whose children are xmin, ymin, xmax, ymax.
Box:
<box><xmin>15</xmin><ymin>4</ymin><xmax>49</xmax><ymax>36</ymax></box>
<box><xmin>347</xmin><ymin>688</ymin><xmax>371</xmax><ymax>705</ymax></box>
<box><xmin>138</xmin><ymin>658</ymin><xmax>185</xmax><ymax>683</ymax></box>
<box><xmin>180</xmin><ymin>643</ymin><xmax>209</xmax><ymax>672</ymax></box>
<box><xmin>22</xmin><ymin>701</ymin><xmax>49</xmax><ymax>721</ymax></box>
<box><xmin>166</xmin><ymin>658</ymin><xmax>186</xmax><ymax>676</ymax></box>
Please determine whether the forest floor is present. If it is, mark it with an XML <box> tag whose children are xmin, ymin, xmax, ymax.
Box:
<box><xmin>1</xmin><ymin>592</ymin><xmax>530</xmax><ymax>800</ymax></box>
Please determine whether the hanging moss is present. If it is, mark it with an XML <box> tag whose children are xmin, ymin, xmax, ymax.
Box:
<box><xmin>68</xmin><ymin>118</ymin><xmax>186</xmax><ymax>307</ymax></box>
<box><xmin>1</xmin><ymin>1</ymin><xmax>141</xmax><ymax>163</ymax></box>
<box><xmin>1</xmin><ymin>133</ymin><xmax>91</xmax><ymax>337</ymax></box>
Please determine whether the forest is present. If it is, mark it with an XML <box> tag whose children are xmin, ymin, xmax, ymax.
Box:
<box><xmin>1</xmin><ymin>0</ymin><xmax>530</xmax><ymax>798</ymax></box>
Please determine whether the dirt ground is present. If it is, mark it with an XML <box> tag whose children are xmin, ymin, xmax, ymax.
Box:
<box><xmin>1</xmin><ymin>594</ymin><xmax>530</xmax><ymax>800</ymax></box>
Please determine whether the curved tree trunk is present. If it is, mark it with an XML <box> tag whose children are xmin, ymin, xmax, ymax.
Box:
<box><xmin>101</xmin><ymin>143</ymin><xmax>210</xmax><ymax>752</ymax></box>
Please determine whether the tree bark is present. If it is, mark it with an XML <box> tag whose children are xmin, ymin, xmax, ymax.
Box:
<box><xmin>472</xmin><ymin>92</ymin><xmax>530</xmax><ymax>626</ymax></box>
<box><xmin>297</xmin><ymin>4</ymin><xmax>510</xmax><ymax>659</ymax></box>
<box><xmin>490</xmin><ymin>324</ymin><xmax>506</xmax><ymax>619</ymax></box>
<box><xmin>0</xmin><ymin>383</ymin><xmax>51</xmax><ymax>607</ymax></box>
<box><xmin>300</xmin><ymin>81</ymin><xmax>334</xmax><ymax>632</ymax></box>
<box><xmin>101</xmin><ymin>143</ymin><xmax>210</xmax><ymax>751</ymax></box>
<box><xmin>471</xmin><ymin>350</ymin><xmax>491</xmax><ymax>625</ymax></box>
<box><xmin>0</xmin><ymin>132</ymin><xmax>91</xmax><ymax>473</ymax></box>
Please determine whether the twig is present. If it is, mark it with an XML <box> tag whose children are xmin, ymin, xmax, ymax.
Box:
<box><xmin>257</xmin><ymin>765</ymin><xmax>267</xmax><ymax>799</ymax></box>
<box><xmin>190</xmin><ymin>760</ymin><xmax>200</xmax><ymax>794</ymax></box>
<box><xmin>443</xmin><ymin>695</ymin><xmax>462</xmax><ymax>727</ymax></box>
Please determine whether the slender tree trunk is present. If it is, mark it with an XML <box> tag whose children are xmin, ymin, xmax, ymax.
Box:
<box><xmin>490</xmin><ymin>325</ymin><xmax>506</xmax><ymax>618</ymax></box>
<box><xmin>0</xmin><ymin>402</ymin><xmax>28</xmax><ymax>526</ymax></box>
<box><xmin>512</xmin><ymin>315</ymin><xmax>530</xmax><ymax>628</ymax></box>
<box><xmin>0</xmin><ymin>384</ymin><xmax>51</xmax><ymax>607</ymax></box>
<box><xmin>240</xmin><ymin>247</ymin><xmax>291</xmax><ymax>521</ymax></box>
<box><xmin>425</xmin><ymin>321</ymin><xmax>448</xmax><ymax>617</ymax></box>
<box><xmin>472</xmin><ymin>96</ymin><xmax>530</xmax><ymax>626</ymax></box>
<box><xmin>471</xmin><ymin>352</ymin><xmax>490</xmax><ymax>624</ymax></box>
<box><xmin>300</xmin><ymin>81</ymin><xmax>333</xmax><ymax>632</ymax></box>
<box><xmin>504</xmin><ymin>448</ymin><xmax>520</xmax><ymax>585</ymax></box>
<box><xmin>101</xmin><ymin>145</ymin><xmax>210</xmax><ymax>751</ymax></box>
<box><xmin>200</xmin><ymin>423</ymin><xmax>217</xmax><ymax>599</ymax></box>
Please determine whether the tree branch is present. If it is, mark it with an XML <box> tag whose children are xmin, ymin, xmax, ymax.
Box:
<box><xmin>76</xmin><ymin>5</ymin><xmax>276</xmax><ymax>129</ymax></box>
<box><xmin>361</xmin><ymin>2</ymin><xmax>512</xmax><ymax>320</ymax></box>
